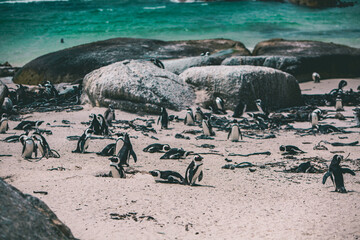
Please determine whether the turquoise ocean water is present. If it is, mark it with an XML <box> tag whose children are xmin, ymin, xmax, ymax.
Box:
<box><xmin>0</xmin><ymin>0</ymin><xmax>359</xmax><ymax>66</ymax></box>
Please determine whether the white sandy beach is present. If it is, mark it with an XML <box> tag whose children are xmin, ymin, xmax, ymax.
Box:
<box><xmin>1</xmin><ymin>78</ymin><xmax>360</xmax><ymax>240</ymax></box>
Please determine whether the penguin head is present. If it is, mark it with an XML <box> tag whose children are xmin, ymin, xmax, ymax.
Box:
<box><xmin>279</xmin><ymin>145</ymin><xmax>285</xmax><ymax>152</ymax></box>
<box><xmin>163</xmin><ymin>144</ymin><xmax>171</xmax><ymax>151</ymax></box>
<box><xmin>194</xmin><ymin>155</ymin><xmax>203</xmax><ymax>162</ymax></box>
<box><xmin>85</xmin><ymin>128</ymin><xmax>94</xmax><ymax>135</ymax></box>
<box><xmin>1</xmin><ymin>113</ymin><xmax>7</xmax><ymax>119</ymax></box>
<box><xmin>331</xmin><ymin>155</ymin><xmax>343</xmax><ymax>166</ymax></box>
<box><xmin>313</xmin><ymin>109</ymin><xmax>322</xmax><ymax>117</ymax></box>
<box><xmin>149</xmin><ymin>170</ymin><xmax>160</xmax><ymax>177</ymax></box>
<box><xmin>255</xmin><ymin>99</ymin><xmax>262</xmax><ymax>107</ymax></box>
<box><xmin>338</xmin><ymin>80</ymin><xmax>347</xmax><ymax>89</ymax></box>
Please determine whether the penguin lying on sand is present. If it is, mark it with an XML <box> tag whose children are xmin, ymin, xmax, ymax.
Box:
<box><xmin>279</xmin><ymin>145</ymin><xmax>306</xmax><ymax>155</ymax></box>
<box><xmin>160</xmin><ymin>148</ymin><xmax>190</xmax><ymax>159</ymax></box>
<box><xmin>149</xmin><ymin>170</ymin><xmax>184</xmax><ymax>184</ymax></box>
<box><xmin>323</xmin><ymin>155</ymin><xmax>355</xmax><ymax>193</ymax></box>
<box><xmin>143</xmin><ymin>143</ymin><xmax>170</xmax><ymax>153</ymax></box>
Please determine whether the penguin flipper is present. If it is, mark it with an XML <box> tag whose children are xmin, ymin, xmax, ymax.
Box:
<box><xmin>198</xmin><ymin>171</ymin><xmax>203</xmax><ymax>182</ymax></box>
<box><xmin>238</xmin><ymin>128</ymin><xmax>243</xmax><ymax>140</ymax></box>
<box><xmin>227</xmin><ymin>130</ymin><xmax>231</xmax><ymax>139</ymax></box>
<box><xmin>130</xmin><ymin>149</ymin><xmax>137</xmax><ymax>163</ymax></box>
<box><xmin>322</xmin><ymin>171</ymin><xmax>332</xmax><ymax>184</ymax></box>
<box><xmin>342</xmin><ymin>168</ymin><xmax>356</xmax><ymax>176</ymax></box>
<box><xmin>184</xmin><ymin>115</ymin><xmax>187</xmax><ymax>125</ymax></box>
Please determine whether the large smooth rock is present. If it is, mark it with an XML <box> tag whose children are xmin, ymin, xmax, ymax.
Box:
<box><xmin>13</xmin><ymin>38</ymin><xmax>250</xmax><ymax>85</ymax></box>
<box><xmin>82</xmin><ymin>60</ymin><xmax>195</xmax><ymax>114</ymax></box>
<box><xmin>180</xmin><ymin>65</ymin><xmax>302</xmax><ymax>110</ymax></box>
<box><xmin>249</xmin><ymin>39</ymin><xmax>360</xmax><ymax>81</ymax></box>
<box><xmin>0</xmin><ymin>179</ymin><xmax>76</xmax><ymax>240</ymax></box>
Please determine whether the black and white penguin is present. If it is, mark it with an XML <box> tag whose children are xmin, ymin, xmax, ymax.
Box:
<box><xmin>312</xmin><ymin>72</ymin><xmax>320</xmax><ymax>83</ymax></box>
<box><xmin>202</xmin><ymin>119</ymin><xmax>215</xmax><ymax>136</ymax></box>
<box><xmin>89</xmin><ymin>114</ymin><xmax>102</xmax><ymax>135</ymax></box>
<box><xmin>97</xmin><ymin>143</ymin><xmax>116</xmax><ymax>156</ymax></box>
<box><xmin>255</xmin><ymin>99</ymin><xmax>269</xmax><ymax>117</ymax></box>
<box><xmin>143</xmin><ymin>143</ymin><xmax>170</xmax><ymax>153</ymax></box>
<box><xmin>97</xmin><ymin>114</ymin><xmax>109</xmax><ymax>136</ymax></box>
<box><xmin>104</xmin><ymin>105</ymin><xmax>115</xmax><ymax>127</ymax></box>
<box><xmin>157</xmin><ymin>107</ymin><xmax>169</xmax><ymax>129</ymax></box>
<box><xmin>309</xmin><ymin>109</ymin><xmax>322</xmax><ymax>128</ymax></box>
<box><xmin>1</xmin><ymin>97</ymin><xmax>13</xmax><ymax>114</ymax></box>
<box><xmin>323</xmin><ymin>155</ymin><xmax>355</xmax><ymax>193</ymax></box>
<box><xmin>32</xmin><ymin>132</ymin><xmax>51</xmax><ymax>159</ymax></box>
<box><xmin>200</xmin><ymin>52</ymin><xmax>210</xmax><ymax>56</ymax></box>
<box><xmin>184</xmin><ymin>108</ymin><xmax>195</xmax><ymax>126</ymax></box>
<box><xmin>116</xmin><ymin>133</ymin><xmax>137</xmax><ymax>166</ymax></box>
<box><xmin>150</xmin><ymin>58</ymin><xmax>165</xmax><ymax>69</ymax></box>
<box><xmin>20</xmin><ymin>134</ymin><xmax>35</xmax><ymax>159</ymax></box>
<box><xmin>160</xmin><ymin>148</ymin><xmax>190</xmax><ymax>159</ymax></box>
<box><xmin>149</xmin><ymin>170</ymin><xmax>184</xmax><ymax>184</ymax></box>
<box><xmin>0</xmin><ymin>113</ymin><xmax>9</xmax><ymax>134</ymax></box>
<box><xmin>335</xmin><ymin>94</ymin><xmax>344</xmax><ymax>111</ymax></box>
<box><xmin>43</xmin><ymin>81</ymin><xmax>58</xmax><ymax>98</ymax></box>
<box><xmin>72</xmin><ymin>128</ymin><xmax>93</xmax><ymax>153</ymax></box>
<box><xmin>14</xmin><ymin>120</ymin><xmax>44</xmax><ymax>130</ymax></box>
<box><xmin>114</xmin><ymin>136</ymin><xmax>124</xmax><ymax>156</ymax></box>
<box><xmin>185</xmin><ymin>155</ymin><xmax>204</xmax><ymax>186</ymax></box>
<box><xmin>227</xmin><ymin>120</ymin><xmax>242</xmax><ymax>142</ymax></box>
<box><xmin>109</xmin><ymin>157</ymin><xmax>126</xmax><ymax>178</ymax></box>
<box><xmin>279</xmin><ymin>145</ymin><xmax>306</xmax><ymax>155</ymax></box>
<box><xmin>232</xmin><ymin>100</ymin><xmax>247</xmax><ymax>118</ymax></box>
<box><xmin>215</xmin><ymin>97</ymin><xmax>226</xmax><ymax>114</ymax></box>
<box><xmin>195</xmin><ymin>107</ymin><xmax>205</xmax><ymax>122</ymax></box>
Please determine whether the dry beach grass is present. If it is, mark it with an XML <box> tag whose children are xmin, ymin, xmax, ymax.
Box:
<box><xmin>1</xmin><ymin>78</ymin><xmax>360</xmax><ymax>239</ymax></box>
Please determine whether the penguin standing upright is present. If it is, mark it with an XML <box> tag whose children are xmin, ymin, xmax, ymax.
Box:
<box><xmin>1</xmin><ymin>97</ymin><xmax>13</xmax><ymax>114</ymax></box>
<box><xmin>335</xmin><ymin>94</ymin><xmax>344</xmax><ymax>111</ymax></box>
<box><xmin>185</xmin><ymin>155</ymin><xmax>204</xmax><ymax>186</ymax></box>
<box><xmin>202</xmin><ymin>119</ymin><xmax>215</xmax><ymax>136</ymax></box>
<box><xmin>97</xmin><ymin>114</ymin><xmax>109</xmax><ymax>136</ymax></box>
<box><xmin>227</xmin><ymin>120</ymin><xmax>242</xmax><ymax>142</ymax></box>
<box><xmin>89</xmin><ymin>114</ymin><xmax>101</xmax><ymax>135</ymax></box>
<box><xmin>114</xmin><ymin>136</ymin><xmax>124</xmax><ymax>156</ymax></box>
<box><xmin>184</xmin><ymin>108</ymin><xmax>195</xmax><ymax>126</ymax></box>
<box><xmin>117</xmin><ymin>133</ymin><xmax>137</xmax><ymax>166</ymax></box>
<box><xmin>157</xmin><ymin>107</ymin><xmax>169</xmax><ymax>129</ymax></box>
<box><xmin>195</xmin><ymin>107</ymin><xmax>205</xmax><ymax>122</ymax></box>
<box><xmin>232</xmin><ymin>100</ymin><xmax>247</xmax><ymax>118</ymax></box>
<box><xmin>353</xmin><ymin>108</ymin><xmax>360</xmax><ymax>126</ymax></box>
<box><xmin>109</xmin><ymin>157</ymin><xmax>126</xmax><ymax>178</ymax></box>
<box><xmin>312</xmin><ymin>72</ymin><xmax>320</xmax><ymax>83</ymax></box>
<box><xmin>323</xmin><ymin>155</ymin><xmax>356</xmax><ymax>193</ymax></box>
<box><xmin>72</xmin><ymin>128</ymin><xmax>93</xmax><ymax>153</ymax></box>
<box><xmin>20</xmin><ymin>134</ymin><xmax>35</xmax><ymax>159</ymax></box>
<box><xmin>215</xmin><ymin>97</ymin><xmax>226</xmax><ymax>114</ymax></box>
<box><xmin>309</xmin><ymin>109</ymin><xmax>321</xmax><ymax>128</ymax></box>
<box><xmin>104</xmin><ymin>104</ymin><xmax>115</xmax><ymax>127</ymax></box>
<box><xmin>0</xmin><ymin>113</ymin><xmax>9</xmax><ymax>133</ymax></box>
<box><xmin>255</xmin><ymin>99</ymin><xmax>269</xmax><ymax>117</ymax></box>
<box><xmin>32</xmin><ymin>132</ymin><xmax>51</xmax><ymax>159</ymax></box>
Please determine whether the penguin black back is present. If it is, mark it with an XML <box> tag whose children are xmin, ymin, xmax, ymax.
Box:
<box><xmin>117</xmin><ymin>133</ymin><xmax>137</xmax><ymax>166</ymax></box>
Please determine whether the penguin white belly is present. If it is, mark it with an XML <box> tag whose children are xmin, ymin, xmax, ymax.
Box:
<box><xmin>186</xmin><ymin>113</ymin><xmax>194</xmax><ymax>125</ymax></box>
<box><xmin>230</xmin><ymin>126</ymin><xmax>239</xmax><ymax>141</ymax></box>
<box><xmin>335</xmin><ymin>99</ymin><xmax>343</xmax><ymax>111</ymax></box>
<box><xmin>202</xmin><ymin>121</ymin><xmax>210</xmax><ymax>136</ymax></box>
<box><xmin>0</xmin><ymin>120</ymin><xmax>8</xmax><ymax>133</ymax></box>
<box><xmin>83</xmin><ymin>138</ymin><xmax>90</xmax><ymax>152</ymax></box>
<box><xmin>191</xmin><ymin>165</ymin><xmax>203</xmax><ymax>185</ymax></box>
<box><xmin>311</xmin><ymin>113</ymin><xmax>318</xmax><ymax>127</ymax></box>
<box><xmin>22</xmin><ymin>140</ymin><xmax>34</xmax><ymax>159</ymax></box>
<box><xmin>37</xmin><ymin>142</ymin><xmax>45</xmax><ymax>158</ymax></box>
<box><xmin>355</xmin><ymin>115</ymin><xmax>360</xmax><ymax>126</ymax></box>
<box><xmin>110</xmin><ymin>165</ymin><xmax>121</xmax><ymax>178</ymax></box>
<box><xmin>195</xmin><ymin>112</ymin><xmax>203</xmax><ymax>122</ymax></box>
<box><xmin>115</xmin><ymin>140</ymin><xmax>124</xmax><ymax>156</ymax></box>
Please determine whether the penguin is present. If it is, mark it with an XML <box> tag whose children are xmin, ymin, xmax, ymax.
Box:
<box><xmin>150</xmin><ymin>58</ymin><xmax>165</xmax><ymax>69</ymax></box>
<box><xmin>109</xmin><ymin>157</ymin><xmax>126</xmax><ymax>178</ymax></box>
<box><xmin>20</xmin><ymin>134</ymin><xmax>35</xmax><ymax>159</ymax></box>
<box><xmin>97</xmin><ymin>143</ymin><xmax>116</xmax><ymax>156</ymax></box>
<box><xmin>157</xmin><ymin>107</ymin><xmax>169</xmax><ymax>129</ymax></box>
<box><xmin>184</xmin><ymin>108</ymin><xmax>195</xmax><ymax>126</ymax></box>
<box><xmin>104</xmin><ymin>104</ymin><xmax>115</xmax><ymax>127</ymax></box>
<box><xmin>215</xmin><ymin>97</ymin><xmax>226</xmax><ymax>114</ymax></box>
<box><xmin>72</xmin><ymin>128</ymin><xmax>93</xmax><ymax>153</ymax></box>
<box><xmin>116</xmin><ymin>133</ymin><xmax>137</xmax><ymax>166</ymax></box>
<box><xmin>185</xmin><ymin>155</ymin><xmax>204</xmax><ymax>186</ymax></box>
<box><xmin>194</xmin><ymin>107</ymin><xmax>205</xmax><ymax>122</ymax></box>
<box><xmin>309</xmin><ymin>109</ymin><xmax>321</xmax><ymax>128</ymax></box>
<box><xmin>14</xmin><ymin>120</ymin><xmax>44</xmax><ymax>130</ymax></box>
<box><xmin>143</xmin><ymin>143</ymin><xmax>170</xmax><ymax>153</ymax></box>
<box><xmin>0</xmin><ymin>113</ymin><xmax>9</xmax><ymax>134</ymax></box>
<box><xmin>202</xmin><ymin>119</ymin><xmax>215</xmax><ymax>136</ymax></box>
<box><xmin>114</xmin><ymin>136</ymin><xmax>124</xmax><ymax>156</ymax></box>
<box><xmin>323</xmin><ymin>155</ymin><xmax>355</xmax><ymax>193</ymax></box>
<box><xmin>338</xmin><ymin>80</ymin><xmax>347</xmax><ymax>90</ymax></box>
<box><xmin>160</xmin><ymin>148</ymin><xmax>190</xmax><ymax>159</ymax></box>
<box><xmin>312</xmin><ymin>72</ymin><xmax>320</xmax><ymax>83</ymax></box>
<box><xmin>279</xmin><ymin>145</ymin><xmax>306</xmax><ymax>155</ymax></box>
<box><xmin>227</xmin><ymin>120</ymin><xmax>243</xmax><ymax>142</ymax></box>
<box><xmin>1</xmin><ymin>97</ymin><xmax>13</xmax><ymax>114</ymax></box>
<box><xmin>43</xmin><ymin>81</ymin><xmax>58</xmax><ymax>98</ymax></box>
<box><xmin>200</xmin><ymin>52</ymin><xmax>210</xmax><ymax>56</ymax></box>
<box><xmin>97</xmin><ymin>114</ymin><xmax>109</xmax><ymax>136</ymax></box>
<box><xmin>149</xmin><ymin>170</ymin><xmax>184</xmax><ymax>184</ymax></box>
<box><xmin>89</xmin><ymin>114</ymin><xmax>101</xmax><ymax>135</ymax></box>
<box><xmin>32</xmin><ymin>132</ymin><xmax>51</xmax><ymax>159</ymax></box>
<box><xmin>255</xmin><ymin>99</ymin><xmax>269</xmax><ymax>117</ymax></box>
<box><xmin>335</xmin><ymin>94</ymin><xmax>344</xmax><ymax>111</ymax></box>
<box><xmin>353</xmin><ymin>108</ymin><xmax>360</xmax><ymax>126</ymax></box>
<box><xmin>232</xmin><ymin>100</ymin><xmax>247</xmax><ymax>118</ymax></box>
